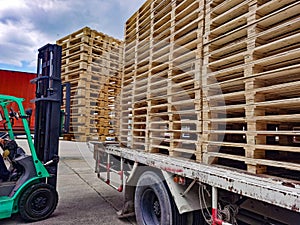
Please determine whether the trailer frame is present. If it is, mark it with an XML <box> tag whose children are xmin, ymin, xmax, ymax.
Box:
<box><xmin>92</xmin><ymin>142</ymin><xmax>300</xmax><ymax>214</ymax></box>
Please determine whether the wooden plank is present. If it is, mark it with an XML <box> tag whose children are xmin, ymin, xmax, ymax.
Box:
<box><xmin>255</xmin><ymin>16</ymin><xmax>300</xmax><ymax>43</ymax></box>
<box><xmin>255</xmin><ymin>81</ymin><xmax>300</xmax><ymax>95</ymax></box>
<box><xmin>209</xmin><ymin>40</ymin><xmax>246</xmax><ymax>59</ymax></box>
<box><xmin>253</xmin><ymin>64</ymin><xmax>300</xmax><ymax>81</ymax></box>
<box><xmin>255</xmin><ymin>114</ymin><xmax>300</xmax><ymax>122</ymax></box>
<box><xmin>206</xmin><ymin>22</ymin><xmax>247</xmax><ymax>45</ymax></box>
<box><xmin>254</xmin><ymin>144</ymin><xmax>300</xmax><ymax>153</ymax></box>
<box><xmin>254</xmin><ymin>97</ymin><xmax>300</xmax><ymax>109</ymax></box>
<box><xmin>211</xmin><ymin>14</ymin><xmax>247</xmax><ymax>36</ymax></box>
<box><xmin>255</xmin><ymin>32</ymin><xmax>300</xmax><ymax>54</ymax></box>
<box><xmin>175</xmin><ymin>0</ymin><xmax>198</xmax><ymax>14</ymax></box>
<box><xmin>154</xmin><ymin>12</ymin><xmax>172</xmax><ymax>30</ymax></box>
<box><xmin>246</xmin><ymin>158</ymin><xmax>300</xmax><ymax>172</ymax></box>
<box><xmin>254</xmin><ymin>47</ymin><xmax>300</xmax><ymax>67</ymax></box>
<box><xmin>210</xmin><ymin>0</ymin><xmax>245</xmax><ymax>16</ymax></box>
<box><xmin>174</xmin><ymin>18</ymin><xmax>201</xmax><ymax>40</ymax></box>
<box><xmin>257</xmin><ymin>2</ymin><xmax>300</xmax><ymax>28</ymax></box>
<box><xmin>207</xmin><ymin>152</ymin><xmax>246</xmax><ymax>162</ymax></box>
<box><xmin>204</xmin><ymin>141</ymin><xmax>247</xmax><ymax>148</ymax></box>
<box><xmin>207</xmin><ymin>90</ymin><xmax>245</xmax><ymax>100</ymax></box>
<box><xmin>175</xmin><ymin>0</ymin><xmax>201</xmax><ymax>22</ymax></box>
<box><xmin>204</xmin><ymin>64</ymin><xmax>245</xmax><ymax>81</ymax></box>
<box><xmin>208</xmin><ymin>104</ymin><xmax>246</xmax><ymax>112</ymax></box>
<box><xmin>257</xmin><ymin>0</ymin><xmax>298</xmax><ymax>16</ymax></box>
<box><xmin>209</xmin><ymin>51</ymin><xmax>245</xmax><ymax>68</ymax></box>
<box><xmin>210</xmin><ymin>0</ymin><xmax>251</xmax><ymax>26</ymax></box>
<box><xmin>210</xmin><ymin>130</ymin><xmax>246</xmax><ymax>135</ymax></box>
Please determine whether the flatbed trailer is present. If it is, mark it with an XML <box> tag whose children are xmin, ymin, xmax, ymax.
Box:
<box><xmin>83</xmin><ymin>0</ymin><xmax>300</xmax><ymax>224</ymax></box>
<box><xmin>92</xmin><ymin>142</ymin><xmax>300</xmax><ymax>225</ymax></box>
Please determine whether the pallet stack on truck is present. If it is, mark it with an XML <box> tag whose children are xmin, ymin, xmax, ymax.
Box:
<box><xmin>56</xmin><ymin>27</ymin><xmax>123</xmax><ymax>142</ymax></box>
<box><xmin>202</xmin><ymin>0</ymin><xmax>300</xmax><ymax>178</ymax></box>
<box><xmin>93</xmin><ymin>0</ymin><xmax>300</xmax><ymax>224</ymax></box>
<box><xmin>120</xmin><ymin>0</ymin><xmax>203</xmax><ymax>158</ymax></box>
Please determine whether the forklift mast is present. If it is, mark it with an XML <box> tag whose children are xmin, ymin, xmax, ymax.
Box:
<box><xmin>32</xmin><ymin>44</ymin><xmax>69</xmax><ymax>188</ymax></box>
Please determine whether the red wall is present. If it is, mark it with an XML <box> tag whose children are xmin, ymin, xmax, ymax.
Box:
<box><xmin>0</xmin><ymin>70</ymin><xmax>36</xmax><ymax>132</ymax></box>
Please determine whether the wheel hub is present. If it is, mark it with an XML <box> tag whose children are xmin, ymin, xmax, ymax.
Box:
<box><xmin>153</xmin><ymin>200</ymin><xmax>161</xmax><ymax>217</ymax></box>
<box><xmin>32</xmin><ymin>196</ymin><xmax>47</xmax><ymax>210</ymax></box>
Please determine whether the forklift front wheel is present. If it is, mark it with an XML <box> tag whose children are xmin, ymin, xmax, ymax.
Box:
<box><xmin>19</xmin><ymin>183</ymin><xmax>58</xmax><ymax>222</ymax></box>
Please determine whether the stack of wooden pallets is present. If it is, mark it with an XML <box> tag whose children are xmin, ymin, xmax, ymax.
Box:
<box><xmin>57</xmin><ymin>27</ymin><xmax>123</xmax><ymax>142</ymax></box>
<box><xmin>120</xmin><ymin>0</ymin><xmax>300</xmax><ymax>179</ymax></box>
<box><xmin>203</xmin><ymin>0</ymin><xmax>300</xmax><ymax>176</ymax></box>
<box><xmin>121</xmin><ymin>0</ymin><xmax>204</xmax><ymax>159</ymax></box>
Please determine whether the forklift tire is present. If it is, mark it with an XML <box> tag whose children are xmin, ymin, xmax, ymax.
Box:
<box><xmin>134</xmin><ymin>171</ymin><xmax>184</xmax><ymax>225</ymax></box>
<box><xmin>19</xmin><ymin>183</ymin><xmax>58</xmax><ymax>222</ymax></box>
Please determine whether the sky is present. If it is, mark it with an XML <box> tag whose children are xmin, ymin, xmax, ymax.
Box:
<box><xmin>0</xmin><ymin>0</ymin><xmax>145</xmax><ymax>73</ymax></box>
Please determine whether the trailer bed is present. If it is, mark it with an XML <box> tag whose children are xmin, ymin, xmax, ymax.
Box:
<box><xmin>93</xmin><ymin>143</ymin><xmax>300</xmax><ymax>213</ymax></box>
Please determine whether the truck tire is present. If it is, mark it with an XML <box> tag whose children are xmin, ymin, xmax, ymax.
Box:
<box><xmin>19</xmin><ymin>183</ymin><xmax>58</xmax><ymax>222</ymax></box>
<box><xmin>135</xmin><ymin>171</ymin><xmax>184</xmax><ymax>225</ymax></box>
<box><xmin>184</xmin><ymin>210</ymin><xmax>207</xmax><ymax>225</ymax></box>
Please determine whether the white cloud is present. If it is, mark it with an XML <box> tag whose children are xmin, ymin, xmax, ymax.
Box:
<box><xmin>0</xmin><ymin>18</ymin><xmax>48</xmax><ymax>67</ymax></box>
<box><xmin>0</xmin><ymin>0</ymin><xmax>27</xmax><ymax>11</ymax></box>
<box><xmin>0</xmin><ymin>0</ymin><xmax>146</xmax><ymax>72</ymax></box>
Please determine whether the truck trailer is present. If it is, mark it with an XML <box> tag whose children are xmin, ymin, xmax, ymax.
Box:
<box><xmin>88</xmin><ymin>0</ymin><xmax>300</xmax><ymax>224</ymax></box>
<box><xmin>0</xmin><ymin>70</ymin><xmax>36</xmax><ymax>132</ymax></box>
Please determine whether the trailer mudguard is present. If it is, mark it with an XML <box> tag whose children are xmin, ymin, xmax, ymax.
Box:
<box><xmin>162</xmin><ymin>171</ymin><xmax>210</xmax><ymax>214</ymax></box>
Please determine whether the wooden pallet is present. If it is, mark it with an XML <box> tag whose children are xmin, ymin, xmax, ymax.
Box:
<box><xmin>120</xmin><ymin>0</ymin><xmax>300</xmax><ymax>179</ymax></box>
<box><xmin>57</xmin><ymin>27</ymin><xmax>123</xmax><ymax>142</ymax></box>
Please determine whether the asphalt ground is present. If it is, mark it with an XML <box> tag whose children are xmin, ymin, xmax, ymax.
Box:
<box><xmin>1</xmin><ymin>140</ymin><xmax>137</xmax><ymax>225</ymax></box>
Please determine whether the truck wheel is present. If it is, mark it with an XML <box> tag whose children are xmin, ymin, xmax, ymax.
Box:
<box><xmin>19</xmin><ymin>183</ymin><xmax>58</xmax><ymax>222</ymax></box>
<box><xmin>135</xmin><ymin>171</ymin><xmax>183</xmax><ymax>225</ymax></box>
<box><xmin>184</xmin><ymin>210</ymin><xmax>207</xmax><ymax>225</ymax></box>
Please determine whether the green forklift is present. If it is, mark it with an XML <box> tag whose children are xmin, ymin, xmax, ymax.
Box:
<box><xmin>0</xmin><ymin>44</ymin><xmax>70</xmax><ymax>222</ymax></box>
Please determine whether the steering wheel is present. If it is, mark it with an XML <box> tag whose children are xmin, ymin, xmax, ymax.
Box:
<box><xmin>9</xmin><ymin>107</ymin><xmax>19</xmax><ymax>125</ymax></box>
<box><xmin>0</xmin><ymin>133</ymin><xmax>9</xmax><ymax>139</ymax></box>
<box><xmin>3</xmin><ymin>108</ymin><xmax>19</xmax><ymax>131</ymax></box>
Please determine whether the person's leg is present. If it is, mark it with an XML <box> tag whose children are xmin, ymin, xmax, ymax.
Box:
<box><xmin>0</xmin><ymin>155</ymin><xmax>9</xmax><ymax>181</ymax></box>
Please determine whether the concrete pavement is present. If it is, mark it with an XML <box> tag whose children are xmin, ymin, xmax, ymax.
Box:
<box><xmin>1</xmin><ymin>140</ymin><xmax>136</xmax><ymax>225</ymax></box>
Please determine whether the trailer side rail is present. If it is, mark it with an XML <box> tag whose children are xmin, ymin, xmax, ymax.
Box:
<box><xmin>92</xmin><ymin>143</ymin><xmax>300</xmax><ymax>213</ymax></box>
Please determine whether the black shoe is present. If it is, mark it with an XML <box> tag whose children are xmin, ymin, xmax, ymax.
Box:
<box><xmin>9</xmin><ymin>172</ymin><xmax>19</xmax><ymax>181</ymax></box>
<box><xmin>2</xmin><ymin>175</ymin><xmax>9</xmax><ymax>182</ymax></box>
<box><xmin>0</xmin><ymin>177</ymin><xmax>8</xmax><ymax>182</ymax></box>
